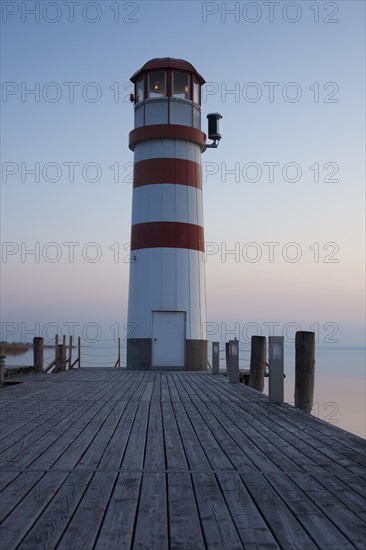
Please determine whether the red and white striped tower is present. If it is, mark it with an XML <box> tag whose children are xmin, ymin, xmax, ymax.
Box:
<box><xmin>127</xmin><ymin>58</ymin><xmax>219</xmax><ymax>370</ymax></box>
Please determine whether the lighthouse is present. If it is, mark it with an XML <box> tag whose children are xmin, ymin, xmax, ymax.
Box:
<box><xmin>127</xmin><ymin>58</ymin><xmax>221</xmax><ymax>370</ymax></box>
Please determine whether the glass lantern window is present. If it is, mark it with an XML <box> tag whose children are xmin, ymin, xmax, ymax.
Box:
<box><xmin>173</xmin><ymin>72</ymin><xmax>190</xmax><ymax>100</ymax></box>
<box><xmin>148</xmin><ymin>71</ymin><xmax>166</xmax><ymax>98</ymax></box>
<box><xmin>193</xmin><ymin>78</ymin><xmax>200</xmax><ymax>105</ymax></box>
<box><xmin>136</xmin><ymin>76</ymin><xmax>144</xmax><ymax>103</ymax></box>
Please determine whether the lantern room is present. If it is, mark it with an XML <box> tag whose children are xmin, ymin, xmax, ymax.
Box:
<box><xmin>130</xmin><ymin>58</ymin><xmax>205</xmax><ymax>129</ymax></box>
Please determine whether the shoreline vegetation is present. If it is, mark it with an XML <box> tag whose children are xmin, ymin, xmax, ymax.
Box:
<box><xmin>0</xmin><ymin>342</ymin><xmax>31</xmax><ymax>351</ymax></box>
<box><xmin>0</xmin><ymin>342</ymin><xmax>76</xmax><ymax>357</ymax></box>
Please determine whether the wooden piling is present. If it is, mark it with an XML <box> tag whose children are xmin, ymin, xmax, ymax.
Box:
<box><xmin>295</xmin><ymin>331</ymin><xmax>315</xmax><ymax>413</ymax></box>
<box><xmin>57</xmin><ymin>345</ymin><xmax>64</xmax><ymax>373</ymax></box>
<box><xmin>78</xmin><ymin>336</ymin><xmax>81</xmax><ymax>368</ymax></box>
<box><xmin>33</xmin><ymin>337</ymin><xmax>44</xmax><ymax>372</ymax></box>
<box><xmin>225</xmin><ymin>342</ymin><xmax>229</xmax><ymax>372</ymax></box>
<box><xmin>227</xmin><ymin>340</ymin><xmax>239</xmax><ymax>383</ymax></box>
<box><xmin>61</xmin><ymin>335</ymin><xmax>66</xmax><ymax>371</ymax></box>
<box><xmin>69</xmin><ymin>336</ymin><xmax>73</xmax><ymax>369</ymax></box>
<box><xmin>54</xmin><ymin>334</ymin><xmax>59</xmax><ymax>372</ymax></box>
<box><xmin>0</xmin><ymin>347</ymin><xmax>5</xmax><ymax>386</ymax></box>
<box><xmin>249</xmin><ymin>335</ymin><xmax>266</xmax><ymax>392</ymax></box>
<box><xmin>114</xmin><ymin>337</ymin><xmax>121</xmax><ymax>368</ymax></box>
<box><xmin>212</xmin><ymin>342</ymin><xmax>220</xmax><ymax>375</ymax></box>
<box><xmin>269</xmin><ymin>336</ymin><xmax>284</xmax><ymax>403</ymax></box>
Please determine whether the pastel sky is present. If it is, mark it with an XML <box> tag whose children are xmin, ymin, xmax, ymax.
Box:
<box><xmin>1</xmin><ymin>1</ymin><xmax>365</xmax><ymax>347</ymax></box>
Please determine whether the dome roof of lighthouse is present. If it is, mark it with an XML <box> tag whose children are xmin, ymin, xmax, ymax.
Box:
<box><xmin>130</xmin><ymin>57</ymin><xmax>205</xmax><ymax>84</ymax></box>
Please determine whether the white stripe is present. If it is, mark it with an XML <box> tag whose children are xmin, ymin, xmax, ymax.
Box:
<box><xmin>127</xmin><ymin>248</ymin><xmax>206</xmax><ymax>340</ymax></box>
<box><xmin>134</xmin><ymin>139</ymin><xmax>201</xmax><ymax>164</ymax></box>
<box><xmin>131</xmin><ymin>184</ymin><xmax>203</xmax><ymax>226</ymax></box>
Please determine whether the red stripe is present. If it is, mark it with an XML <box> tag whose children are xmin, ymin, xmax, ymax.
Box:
<box><xmin>131</xmin><ymin>222</ymin><xmax>204</xmax><ymax>252</ymax></box>
<box><xmin>134</xmin><ymin>158</ymin><xmax>201</xmax><ymax>189</ymax></box>
<box><xmin>129</xmin><ymin>124</ymin><xmax>207</xmax><ymax>152</ymax></box>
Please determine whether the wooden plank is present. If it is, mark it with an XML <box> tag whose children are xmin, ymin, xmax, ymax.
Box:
<box><xmin>43</xmin><ymin>374</ymin><xmax>138</xmax><ymax>470</ymax></box>
<box><xmin>166</xmin><ymin>374</ymin><xmax>181</xmax><ymax>402</ymax></box>
<box><xmin>1</xmin><ymin>400</ymin><xmax>108</xmax><ymax>470</ymax></box>
<box><xmin>0</xmin><ymin>471</ymin><xmax>45</xmax><ymax>522</ymax></box>
<box><xmin>16</xmin><ymin>470</ymin><xmax>92</xmax><ymax>548</ymax></box>
<box><xmin>288</xmin><ymin>472</ymin><xmax>366</xmax><ymax>547</ymax></box>
<box><xmin>161</xmin><ymin>401</ymin><xmax>188</xmax><ymax>470</ymax></box>
<box><xmin>0</xmin><ymin>469</ymin><xmax>20</xmax><ymax>493</ymax></box>
<box><xmin>0</xmin><ymin>471</ymin><xmax>68</xmax><ymax>548</ymax></box>
<box><xmin>311</xmin><ymin>471</ymin><xmax>366</xmax><ymax>521</ymax></box>
<box><xmin>0</xmin><ymin>380</ymin><xmax>98</xmax><ymax>439</ymax></box>
<box><xmin>192</xmin><ymin>472</ymin><xmax>243</xmax><ymax>549</ymax></box>
<box><xmin>274</xmin><ymin>405</ymin><xmax>366</xmax><ymax>470</ymax></box>
<box><xmin>97</xmin><ymin>401</ymin><xmax>139</xmax><ymax>470</ymax></box>
<box><xmin>151</xmin><ymin>373</ymin><xmax>161</xmax><ymax>402</ymax></box>
<box><xmin>241</xmin><ymin>472</ymin><xmax>318</xmax><ymax>549</ymax></box>
<box><xmin>171</xmin><ymin>401</ymin><xmax>211</xmax><ymax>471</ymax></box>
<box><xmin>217</xmin><ymin>472</ymin><xmax>279</xmax><ymax>548</ymax></box>
<box><xmin>46</xmin><ymin>400</ymin><xmax>130</xmax><ymax>471</ymax></box>
<box><xmin>0</xmin><ymin>375</ymin><xmax>122</xmax><ymax>456</ymax></box>
<box><xmin>120</xmin><ymin>401</ymin><xmax>150</xmax><ymax>471</ymax></box>
<box><xmin>0</xmin><ymin>401</ymin><xmax>87</xmax><ymax>468</ymax></box>
<box><xmin>176</xmin><ymin>378</ymin><xmax>260</xmax><ymax>472</ymax></box>
<box><xmin>179</xmin><ymin>399</ymin><xmax>235</xmax><ymax>472</ymax></box>
<box><xmin>167</xmin><ymin>472</ymin><xmax>206</xmax><ymax>549</ymax></box>
<box><xmin>211</xmin><ymin>373</ymin><xmax>365</xmax><ymax>456</ymax></box>
<box><xmin>75</xmin><ymin>401</ymin><xmax>129</xmax><ymax>471</ymax></box>
<box><xmin>143</xmin><ymin>401</ymin><xmax>165</xmax><ymax>471</ymax></box>
<box><xmin>188</xmin><ymin>374</ymin><xmax>301</xmax><ymax>473</ymax></box>
<box><xmin>1</xmin><ymin>376</ymin><xmax>134</xmax><ymax>470</ymax></box>
<box><xmin>199</xmin><ymin>375</ymin><xmax>364</xmax><ymax>477</ymax></box>
<box><xmin>160</xmin><ymin>374</ymin><xmax>171</xmax><ymax>402</ymax></box>
<box><xmin>94</xmin><ymin>472</ymin><xmax>142</xmax><ymax>550</ymax></box>
<box><xmin>170</xmin><ymin>373</ymin><xmax>191</xmax><ymax>402</ymax></box>
<box><xmin>140</xmin><ymin>376</ymin><xmax>154</xmax><ymax>402</ymax></box>
<box><xmin>0</xmin><ymin>369</ymin><xmax>365</xmax><ymax>550</ymax></box>
<box><xmin>133</xmin><ymin>473</ymin><xmax>168</xmax><ymax>550</ymax></box>
<box><xmin>266</xmin><ymin>472</ymin><xmax>353</xmax><ymax>547</ymax></box>
<box><xmin>56</xmin><ymin>472</ymin><xmax>118</xmax><ymax>550</ymax></box>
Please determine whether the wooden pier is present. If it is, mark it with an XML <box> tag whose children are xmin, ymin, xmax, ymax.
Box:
<box><xmin>0</xmin><ymin>368</ymin><xmax>365</xmax><ymax>549</ymax></box>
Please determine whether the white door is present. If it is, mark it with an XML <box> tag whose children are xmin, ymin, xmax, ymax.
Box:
<box><xmin>152</xmin><ymin>311</ymin><xmax>186</xmax><ymax>368</ymax></box>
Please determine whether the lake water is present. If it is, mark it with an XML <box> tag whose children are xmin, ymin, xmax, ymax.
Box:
<box><xmin>3</xmin><ymin>343</ymin><xmax>365</xmax><ymax>439</ymax></box>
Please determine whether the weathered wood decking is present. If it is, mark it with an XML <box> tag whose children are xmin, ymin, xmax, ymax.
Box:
<box><xmin>0</xmin><ymin>368</ymin><xmax>365</xmax><ymax>549</ymax></box>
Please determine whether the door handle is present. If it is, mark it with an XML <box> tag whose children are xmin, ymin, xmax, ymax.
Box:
<box><xmin>154</xmin><ymin>338</ymin><xmax>157</xmax><ymax>342</ymax></box>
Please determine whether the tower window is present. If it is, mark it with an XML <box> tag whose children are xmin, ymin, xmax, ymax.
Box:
<box><xmin>136</xmin><ymin>76</ymin><xmax>144</xmax><ymax>103</ymax></box>
<box><xmin>173</xmin><ymin>71</ymin><xmax>190</xmax><ymax>100</ymax></box>
<box><xmin>193</xmin><ymin>77</ymin><xmax>200</xmax><ymax>105</ymax></box>
<box><xmin>148</xmin><ymin>71</ymin><xmax>166</xmax><ymax>98</ymax></box>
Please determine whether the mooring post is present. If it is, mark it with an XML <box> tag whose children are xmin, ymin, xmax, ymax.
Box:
<box><xmin>212</xmin><ymin>342</ymin><xmax>220</xmax><ymax>375</ymax></box>
<box><xmin>295</xmin><ymin>331</ymin><xmax>315</xmax><ymax>413</ymax></box>
<box><xmin>225</xmin><ymin>342</ymin><xmax>229</xmax><ymax>372</ymax></box>
<box><xmin>61</xmin><ymin>335</ymin><xmax>66</xmax><ymax>371</ymax></box>
<box><xmin>54</xmin><ymin>334</ymin><xmax>59</xmax><ymax>372</ymax></box>
<box><xmin>249</xmin><ymin>335</ymin><xmax>266</xmax><ymax>392</ymax></box>
<box><xmin>69</xmin><ymin>335</ymin><xmax>73</xmax><ymax>369</ymax></box>
<box><xmin>57</xmin><ymin>344</ymin><xmax>64</xmax><ymax>373</ymax></box>
<box><xmin>228</xmin><ymin>339</ymin><xmax>239</xmax><ymax>383</ymax></box>
<box><xmin>269</xmin><ymin>336</ymin><xmax>284</xmax><ymax>403</ymax></box>
<box><xmin>33</xmin><ymin>337</ymin><xmax>44</xmax><ymax>373</ymax></box>
<box><xmin>78</xmin><ymin>336</ymin><xmax>81</xmax><ymax>368</ymax></box>
<box><xmin>0</xmin><ymin>346</ymin><xmax>5</xmax><ymax>386</ymax></box>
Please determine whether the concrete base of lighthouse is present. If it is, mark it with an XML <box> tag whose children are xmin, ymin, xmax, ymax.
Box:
<box><xmin>186</xmin><ymin>340</ymin><xmax>208</xmax><ymax>371</ymax></box>
<box><xmin>126</xmin><ymin>339</ymin><xmax>152</xmax><ymax>371</ymax></box>
<box><xmin>127</xmin><ymin>339</ymin><xmax>207</xmax><ymax>371</ymax></box>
